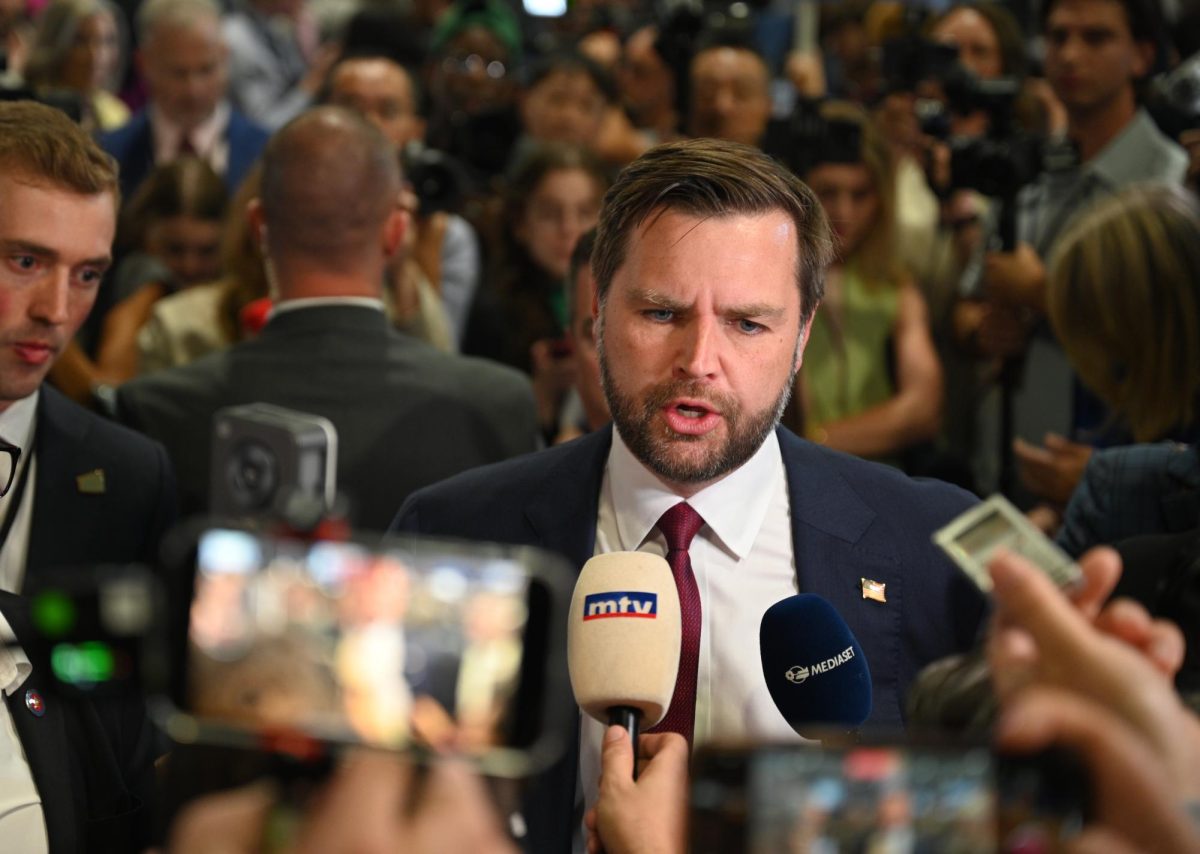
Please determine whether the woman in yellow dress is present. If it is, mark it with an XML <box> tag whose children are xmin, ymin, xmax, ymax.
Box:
<box><xmin>792</xmin><ymin>101</ymin><xmax>943</xmax><ymax>465</ymax></box>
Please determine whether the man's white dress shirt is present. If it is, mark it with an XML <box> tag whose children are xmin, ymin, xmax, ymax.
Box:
<box><xmin>580</xmin><ymin>428</ymin><xmax>808</xmax><ymax>811</ymax></box>
<box><xmin>0</xmin><ymin>392</ymin><xmax>38</xmax><ymax>593</ymax></box>
<box><xmin>0</xmin><ymin>612</ymin><xmax>48</xmax><ymax>853</ymax></box>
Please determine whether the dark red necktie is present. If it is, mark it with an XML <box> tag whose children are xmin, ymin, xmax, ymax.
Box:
<box><xmin>646</xmin><ymin>502</ymin><xmax>705</xmax><ymax>746</ymax></box>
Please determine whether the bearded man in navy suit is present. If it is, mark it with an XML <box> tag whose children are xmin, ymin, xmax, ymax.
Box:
<box><xmin>393</xmin><ymin>138</ymin><xmax>987</xmax><ymax>852</ymax></box>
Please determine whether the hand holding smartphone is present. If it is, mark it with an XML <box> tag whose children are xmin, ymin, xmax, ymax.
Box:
<box><xmin>157</xmin><ymin>528</ymin><xmax>573</xmax><ymax>779</ymax></box>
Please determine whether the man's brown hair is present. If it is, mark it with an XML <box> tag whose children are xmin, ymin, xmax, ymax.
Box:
<box><xmin>591</xmin><ymin>138</ymin><xmax>833</xmax><ymax>323</ymax></box>
<box><xmin>0</xmin><ymin>101</ymin><xmax>119</xmax><ymax>200</ymax></box>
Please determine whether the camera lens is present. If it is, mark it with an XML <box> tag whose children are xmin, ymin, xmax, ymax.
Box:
<box><xmin>226</xmin><ymin>441</ymin><xmax>278</xmax><ymax>510</ymax></box>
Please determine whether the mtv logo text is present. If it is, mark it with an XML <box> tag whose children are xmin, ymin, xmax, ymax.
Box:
<box><xmin>785</xmin><ymin>646</ymin><xmax>856</xmax><ymax>684</ymax></box>
<box><xmin>582</xmin><ymin>591</ymin><xmax>658</xmax><ymax>621</ymax></box>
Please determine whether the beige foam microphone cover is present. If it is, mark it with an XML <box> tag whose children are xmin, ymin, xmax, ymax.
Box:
<box><xmin>567</xmin><ymin>551</ymin><xmax>681</xmax><ymax>727</ymax></box>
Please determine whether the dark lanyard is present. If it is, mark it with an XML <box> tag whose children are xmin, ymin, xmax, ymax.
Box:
<box><xmin>0</xmin><ymin>442</ymin><xmax>35</xmax><ymax>553</ymax></box>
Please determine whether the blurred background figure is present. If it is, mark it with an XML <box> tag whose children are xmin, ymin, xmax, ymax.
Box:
<box><xmin>462</xmin><ymin>142</ymin><xmax>608</xmax><ymax>442</ymax></box>
<box><xmin>0</xmin><ymin>0</ymin><xmax>32</xmax><ymax>79</ymax></box>
<box><xmin>553</xmin><ymin>228</ymin><xmax>609</xmax><ymax>444</ymax></box>
<box><xmin>326</xmin><ymin>47</ymin><xmax>482</xmax><ymax>348</ymax></box>
<box><xmin>136</xmin><ymin>164</ymin><xmax>268</xmax><ymax>374</ymax></box>
<box><xmin>114</xmin><ymin>155</ymin><xmax>227</xmax><ymax>297</ymax></box>
<box><xmin>424</xmin><ymin>0</ymin><xmax>523</xmax><ymax>187</ymax></box>
<box><xmin>518</xmin><ymin>50</ymin><xmax>613</xmax><ymax>156</ymax></box>
<box><xmin>49</xmin><ymin>156</ymin><xmax>228</xmax><ymax>403</ymax></box>
<box><xmin>100</xmin><ymin>0</ymin><xmax>268</xmax><ymax>200</ymax></box>
<box><xmin>619</xmin><ymin>25</ymin><xmax>677</xmax><ymax>144</ymax></box>
<box><xmin>23</xmin><ymin>0</ymin><xmax>128</xmax><ymax>131</ymax></box>
<box><xmin>1043</xmin><ymin>184</ymin><xmax>1200</xmax><ymax>555</ymax></box>
<box><xmin>786</xmin><ymin>102</ymin><xmax>943</xmax><ymax>467</ymax></box>
<box><xmin>222</xmin><ymin>0</ymin><xmax>333</xmax><ymax>130</ymax></box>
<box><xmin>688</xmin><ymin>35</ymin><xmax>772</xmax><ymax>148</ymax></box>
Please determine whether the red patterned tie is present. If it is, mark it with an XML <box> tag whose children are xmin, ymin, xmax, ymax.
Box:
<box><xmin>646</xmin><ymin>502</ymin><xmax>705</xmax><ymax>746</ymax></box>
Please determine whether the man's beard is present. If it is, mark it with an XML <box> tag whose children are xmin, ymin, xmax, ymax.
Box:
<box><xmin>598</xmin><ymin>331</ymin><xmax>797</xmax><ymax>487</ymax></box>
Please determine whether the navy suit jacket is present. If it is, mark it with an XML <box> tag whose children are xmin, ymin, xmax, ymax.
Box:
<box><xmin>0</xmin><ymin>386</ymin><xmax>176</xmax><ymax>852</ymax></box>
<box><xmin>27</xmin><ymin>386</ymin><xmax>178</xmax><ymax>581</ymax></box>
<box><xmin>99</xmin><ymin>107</ymin><xmax>269</xmax><ymax>200</ymax></box>
<box><xmin>393</xmin><ymin>425</ymin><xmax>987</xmax><ymax>852</ymax></box>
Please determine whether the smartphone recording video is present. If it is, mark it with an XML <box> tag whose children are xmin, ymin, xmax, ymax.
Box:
<box><xmin>691</xmin><ymin>742</ymin><xmax>1087</xmax><ymax>854</ymax></box>
<box><xmin>157</xmin><ymin>528</ymin><xmax>573</xmax><ymax>778</ymax></box>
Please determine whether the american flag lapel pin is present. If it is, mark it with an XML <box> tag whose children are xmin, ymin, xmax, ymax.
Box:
<box><xmin>861</xmin><ymin>578</ymin><xmax>887</xmax><ymax>603</ymax></box>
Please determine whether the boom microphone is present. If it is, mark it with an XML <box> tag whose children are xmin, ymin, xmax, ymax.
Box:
<box><xmin>760</xmin><ymin>595</ymin><xmax>872</xmax><ymax>737</ymax></box>
<box><xmin>568</xmin><ymin>552</ymin><xmax>681</xmax><ymax>776</ymax></box>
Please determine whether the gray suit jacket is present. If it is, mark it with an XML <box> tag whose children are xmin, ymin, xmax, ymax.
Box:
<box><xmin>115</xmin><ymin>304</ymin><xmax>539</xmax><ymax>531</ymax></box>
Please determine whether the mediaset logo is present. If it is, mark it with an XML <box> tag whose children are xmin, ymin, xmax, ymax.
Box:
<box><xmin>785</xmin><ymin>646</ymin><xmax>856</xmax><ymax>684</ymax></box>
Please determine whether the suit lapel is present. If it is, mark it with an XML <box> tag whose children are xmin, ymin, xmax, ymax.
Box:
<box><xmin>523</xmin><ymin>427</ymin><xmax>612</xmax><ymax>573</ymax></box>
<box><xmin>25</xmin><ymin>388</ymin><xmax>90</xmax><ymax>581</ymax></box>
<box><xmin>779</xmin><ymin>428</ymin><xmax>876</xmax><ymax>548</ymax></box>
<box><xmin>778</xmin><ymin>429</ymin><xmax>906</xmax><ymax>723</ymax></box>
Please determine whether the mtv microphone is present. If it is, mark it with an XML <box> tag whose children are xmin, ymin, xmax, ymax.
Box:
<box><xmin>568</xmin><ymin>552</ymin><xmax>681</xmax><ymax>777</ymax></box>
<box><xmin>760</xmin><ymin>594</ymin><xmax>872</xmax><ymax>738</ymax></box>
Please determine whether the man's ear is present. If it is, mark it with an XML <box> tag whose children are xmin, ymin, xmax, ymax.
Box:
<box><xmin>1132</xmin><ymin>39</ymin><xmax>1154</xmax><ymax>80</ymax></box>
<box><xmin>246</xmin><ymin>198</ymin><xmax>267</xmax><ymax>251</ymax></box>
<box><xmin>794</xmin><ymin>306</ymin><xmax>818</xmax><ymax>372</ymax></box>
<box><xmin>383</xmin><ymin>205</ymin><xmax>408</xmax><ymax>258</ymax></box>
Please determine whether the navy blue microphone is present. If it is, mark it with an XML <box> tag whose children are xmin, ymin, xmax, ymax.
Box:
<box><xmin>760</xmin><ymin>594</ymin><xmax>872</xmax><ymax>736</ymax></box>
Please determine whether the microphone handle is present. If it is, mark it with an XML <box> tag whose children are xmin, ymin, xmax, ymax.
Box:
<box><xmin>607</xmin><ymin>706</ymin><xmax>641</xmax><ymax>780</ymax></box>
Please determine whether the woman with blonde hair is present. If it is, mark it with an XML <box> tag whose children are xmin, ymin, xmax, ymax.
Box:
<box><xmin>23</xmin><ymin>0</ymin><xmax>129</xmax><ymax>132</ymax></box>
<box><xmin>790</xmin><ymin>101</ymin><xmax>943</xmax><ymax>464</ymax></box>
<box><xmin>1048</xmin><ymin>185</ymin><xmax>1200</xmax><ymax>445</ymax></box>
<box><xmin>1046</xmin><ymin>185</ymin><xmax>1200</xmax><ymax>556</ymax></box>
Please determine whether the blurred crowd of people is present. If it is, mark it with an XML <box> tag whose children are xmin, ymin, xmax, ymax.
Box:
<box><xmin>2</xmin><ymin>0</ymin><xmax>1198</xmax><ymax>513</ymax></box>
<box><xmin>3</xmin><ymin>0</ymin><xmax>1200</xmax><ymax>848</ymax></box>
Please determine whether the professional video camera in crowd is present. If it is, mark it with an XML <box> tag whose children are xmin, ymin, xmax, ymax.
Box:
<box><xmin>874</xmin><ymin>9</ymin><xmax>1049</xmax><ymax>248</ymax></box>
<box><xmin>935</xmin><ymin>73</ymin><xmax>1041</xmax><ymax>199</ymax></box>
<box><xmin>402</xmin><ymin>142</ymin><xmax>470</xmax><ymax>214</ymax></box>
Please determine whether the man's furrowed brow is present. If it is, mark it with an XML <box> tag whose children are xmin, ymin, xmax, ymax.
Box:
<box><xmin>629</xmin><ymin>288</ymin><xmax>690</xmax><ymax>311</ymax></box>
<box><xmin>727</xmin><ymin>302</ymin><xmax>786</xmax><ymax>320</ymax></box>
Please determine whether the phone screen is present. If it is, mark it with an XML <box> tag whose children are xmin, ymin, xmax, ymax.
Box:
<box><xmin>169</xmin><ymin>528</ymin><xmax>569</xmax><ymax>775</ymax></box>
<box><xmin>523</xmin><ymin>0</ymin><xmax>567</xmax><ymax>16</ymax></box>
<box><xmin>692</xmin><ymin>743</ymin><xmax>1086</xmax><ymax>854</ymax></box>
<box><xmin>749</xmin><ymin>747</ymin><xmax>994</xmax><ymax>852</ymax></box>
